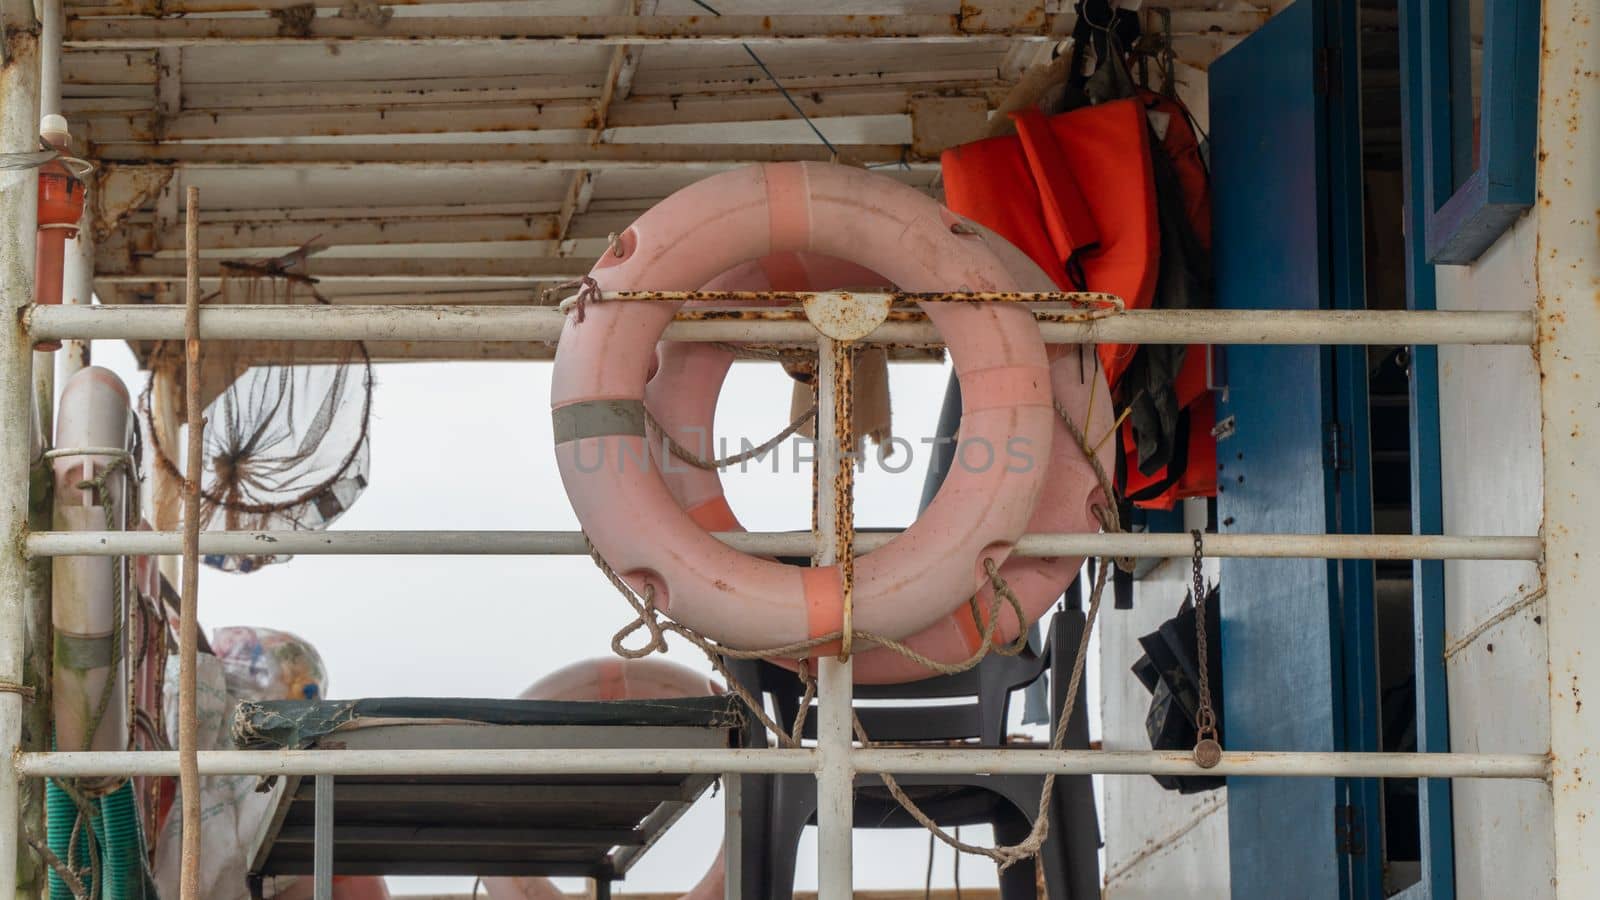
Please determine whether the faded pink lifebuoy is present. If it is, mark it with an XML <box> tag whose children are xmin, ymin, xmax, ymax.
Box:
<box><xmin>648</xmin><ymin>239</ymin><xmax>1113</xmax><ymax>684</ymax></box>
<box><xmin>482</xmin><ymin>659</ymin><xmax>724</xmax><ymax>900</ymax></box>
<box><xmin>552</xmin><ymin>163</ymin><xmax>1055</xmax><ymax>654</ymax></box>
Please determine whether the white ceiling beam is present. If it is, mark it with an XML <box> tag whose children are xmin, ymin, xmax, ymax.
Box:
<box><xmin>93</xmin><ymin>142</ymin><xmax>935</xmax><ymax>170</ymax></box>
<box><xmin>98</xmin><ymin>256</ymin><xmax>590</xmax><ymax>283</ymax></box>
<box><xmin>62</xmin><ymin>9</ymin><xmax>1264</xmax><ymax>45</ymax></box>
<box><xmin>65</xmin><ymin>14</ymin><xmax>1074</xmax><ymax>48</ymax></box>
<box><xmin>556</xmin><ymin>0</ymin><xmax>653</xmax><ymax>248</ymax></box>
<box><xmin>82</xmin><ymin>83</ymin><xmax>988</xmax><ymax>142</ymax></box>
<box><xmin>172</xmin><ymin>70</ymin><xmax>1005</xmax><ymax>111</ymax></box>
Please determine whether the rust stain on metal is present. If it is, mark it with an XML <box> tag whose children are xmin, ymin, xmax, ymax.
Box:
<box><xmin>831</xmin><ymin>341</ymin><xmax>856</xmax><ymax>653</ymax></box>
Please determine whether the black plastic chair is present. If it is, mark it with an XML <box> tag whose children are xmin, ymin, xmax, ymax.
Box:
<box><xmin>724</xmin><ymin>601</ymin><xmax>1102</xmax><ymax>899</ymax></box>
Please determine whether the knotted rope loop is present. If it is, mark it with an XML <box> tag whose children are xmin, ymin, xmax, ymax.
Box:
<box><xmin>553</xmin><ymin>275</ymin><xmax>603</xmax><ymax>323</ymax></box>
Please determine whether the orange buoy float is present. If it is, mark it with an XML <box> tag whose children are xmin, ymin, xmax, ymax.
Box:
<box><xmin>649</xmin><ymin>241</ymin><xmax>1114</xmax><ymax>683</ymax></box>
<box><xmin>552</xmin><ymin>163</ymin><xmax>1057</xmax><ymax>654</ymax></box>
<box><xmin>482</xmin><ymin>658</ymin><xmax>724</xmax><ymax>900</ymax></box>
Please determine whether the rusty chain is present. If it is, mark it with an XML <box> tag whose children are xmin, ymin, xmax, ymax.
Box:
<box><xmin>1191</xmin><ymin>529</ymin><xmax>1221</xmax><ymax>769</ymax></box>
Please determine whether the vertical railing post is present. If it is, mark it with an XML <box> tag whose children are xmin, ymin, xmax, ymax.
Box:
<box><xmin>1537</xmin><ymin>1</ymin><xmax>1600</xmax><ymax>895</ymax></box>
<box><xmin>313</xmin><ymin>776</ymin><xmax>334</xmax><ymax>900</ymax></box>
<box><xmin>813</xmin><ymin>333</ymin><xmax>854</xmax><ymax>898</ymax></box>
<box><xmin>0</xmin><ymin>8</ymin><xmax>42</xmax><ymax>898</ymax></box>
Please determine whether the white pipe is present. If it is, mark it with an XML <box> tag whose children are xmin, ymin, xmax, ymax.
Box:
<box><xmin>813</xmin><ymin>333</ymin><xmax>854</xmax><ymax>899</ymax></box>
<box><xmin>27</xmin><ymin>304</ymin><xmax>1537</xmax><ymax>346</ymax></box>
<box><xmin>12</xmin><ymin>748</ymin><xmax>1549</xmax><ymax>781</ymax></box>
<box><xmin>18</xmin><ymin>748</ymin><xmax>821</xmax><ymax>778</ymax></box>
<box><xmin>849</xmin><ymin>749</ymin><xmax>1552</xmax><ymax>780</ymax></box>
<box><xmin>0</xmin><ymin>12</ymin><xmax>41</xmax><ymax>898</ymax></box>
<box><xmin>39</xmin><ymin>0</ymin><xmax>62</xmax><ymax>120</ymax></box>
<box><xmin>24</xmin><ymin>530</ymin><xmax>1545</xmax><ymax>561</ymax></box>
<box><xmin>58</xmin><ymin>213</ymin><xmax>94</xmax><ymax>380</ymax></box>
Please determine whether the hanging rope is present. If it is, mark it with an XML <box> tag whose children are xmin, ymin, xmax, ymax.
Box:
<box><xmin>644</xmin><ymin>403</ymin><xmax>817</xmax><ymax>471</ymax></box>
<box><xmin>585</xmin><ymin>356</ymin><xmax>1130</xmax><ymax>871</ymax></box>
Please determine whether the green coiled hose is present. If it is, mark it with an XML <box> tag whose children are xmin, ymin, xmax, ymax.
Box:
<box><xmin>46</xmin><ymin>778</ymin><xmax>153</xmax><ymax>900</ymax></box>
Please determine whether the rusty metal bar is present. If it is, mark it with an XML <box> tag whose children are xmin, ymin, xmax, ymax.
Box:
<box><xmin>813</xmin><ymin>332</ymin><xmax>856</xmax><ymax>899</ymax></box>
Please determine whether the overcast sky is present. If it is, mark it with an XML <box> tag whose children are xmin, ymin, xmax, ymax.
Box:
<box><xmin>86</xmin><ymin>336</ymin><xmax>1102</xmax><ymax>896</ymax></box>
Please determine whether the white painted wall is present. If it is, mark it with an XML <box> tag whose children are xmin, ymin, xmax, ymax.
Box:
<box><xmin>1098</xmin><ymin>511</ymin><xmax>1230</xmax><ymax>898</ymax></box>
<box><xmin>1433</xmin><ymin>213</ymin><xmax>1554</xmax><ymax>898</ymax></box>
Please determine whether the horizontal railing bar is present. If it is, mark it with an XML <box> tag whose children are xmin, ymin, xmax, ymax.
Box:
<box><xmin>28</xmin><ymin>304</ymin><xmax>1536</xmax><ymax>346</ymax></box>
<box><xmin>15</xmin><ymin>748</ymin><xmax>1549</xmax><ymax>780</ymax></box>
<box><xmin>16</xmin><ymin>749</ymin><xmax>816</xmax><ymax>778</ymax></box>
<box><xmin>852</xmin><ymin>749</ymin><xmax>1551</xmax><ymax>780</ymax></box>
<box><xmin>24</xmin><ymin>531</ymin><xmax>1543</xmax><ymax>561</ymax></box>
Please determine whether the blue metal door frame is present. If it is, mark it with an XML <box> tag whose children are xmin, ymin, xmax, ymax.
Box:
<box><xmin>1395</xmin><ymin>0</ymin><xmax>1457</xmax><ymax>893</ymax></box>
<box><xmin>1210</xmin><ymin>1</ymin><xmax>1384</xmax><ymax>896</ymax></box>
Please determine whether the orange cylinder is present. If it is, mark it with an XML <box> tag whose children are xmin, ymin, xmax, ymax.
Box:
<box><xmin>34</xmin><ymin>118</ymin><xmax>87</xmax><ymax>351</ymax></box>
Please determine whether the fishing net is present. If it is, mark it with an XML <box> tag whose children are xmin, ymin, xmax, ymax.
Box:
<box><xmin>142</xmin><ymin>264</ymin><xmax>373</xmax><ymax>573</ymax></box>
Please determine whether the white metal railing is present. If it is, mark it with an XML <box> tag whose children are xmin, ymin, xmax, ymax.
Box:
<box><xmin>0</xmin><ymin>296</ymin><xmax>1552</xmax><ymax>900</ymax></box>
<box><xmin>28</xmin><ymin>302</ymin><xmax>1536</xmax><ymax>346</ymax></box>
<box><xmin>14</xmin><ymin>748</ymin><xmax>1549</xmax><ymax>781</ymax></box>
<box><xmin>24</xmin><ymin>530</ymin><xmax>1543</xmax><ymax>561</ymax></box>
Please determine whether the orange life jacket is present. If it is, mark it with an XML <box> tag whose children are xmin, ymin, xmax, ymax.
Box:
<box><xmin>942</xmin><ymin>95</ymin><xmax>1216</xmax><ymax>510</ymax></box>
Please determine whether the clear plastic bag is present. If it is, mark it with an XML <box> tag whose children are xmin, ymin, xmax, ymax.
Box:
<box><xmin>212</xmin><ymin>626</ymin><xmax>328</xmax><ymax>703</ymax></box>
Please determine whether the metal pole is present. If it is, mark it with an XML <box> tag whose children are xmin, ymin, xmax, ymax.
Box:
<box><xmin>1537</xmin><ymin>1</ymin><xmax>1600</xmax><ymax>892</ymax></box>
<box><xmin>313</xmin><ymin>776</ymin><xmax>334</xmax><ymax>900</ymax></box>
<box><xmin>177</xmin><ymin>185</ymin><xmax>203</xmax><ymax>900</ymax></box>
<box><xmin>23</xmin><ymin>529</ymin><xmax>1545</xmax><ymax>561</ymax></box>
<box><xmin>27</xmin><ymin>304</ymin><xmax>1539</xmax><ymax>347</ymax></box>
<box><xmin>0</xmin><ymin>11</ymin><xmax>41</xmax><ymax>897</ymax></box>
<box><xmin>37</xmin><ymin>0</ymin><xmax>59</xmax><ymax>120</ymax></box>
<box><xmin>10</xmin><ymin>747</ymin><xmax>1549</xmax><ymax>781</ymax></box>
<box><xmin>813</xmin><ymin>333</ymin><xmax>854</xmax><ymax>898</ymax></box>
<box><xmin>31</xmin><ymin>0</ymin><xmax>59</xmax><ymax>438</ymax></box>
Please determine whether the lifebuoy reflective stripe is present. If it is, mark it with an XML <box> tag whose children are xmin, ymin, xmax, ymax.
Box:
<box><xmin>649</xmin><ymin>242</ymin><xmax>1113</xmax><ymax>684</ymax></box>
<box><xmin>552</xmin><ymin>163</ymin><xmax>1055</xmax><ymax>652</ymax></box>
<box><xmin>482</xmin><ymin>658</ymin><xmax>723</xmax><ymax>900</ymax></box>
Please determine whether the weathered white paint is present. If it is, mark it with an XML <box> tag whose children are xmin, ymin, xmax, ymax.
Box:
<box><xmin>0</xmin><ymin>5</ymin><xmax>41</xmax><ymax>896</ymax></box>
<box><xmin>1433</xmin><ymin>212</ymin><xmax>1555</xmax><ymax>899</ymax></box>
<box><xmin>1533</xmin><ymin>0</ymin><xmax>1600</xmax><ymax>894</ymax></box>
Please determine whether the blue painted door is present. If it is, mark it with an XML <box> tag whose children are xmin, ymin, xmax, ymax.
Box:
<box><xmin>1210</xmin><ymin>1</ymin><xmax>1383</xmax><ymax>897</ymax></box>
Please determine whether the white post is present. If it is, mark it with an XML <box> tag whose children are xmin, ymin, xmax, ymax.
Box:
<box><xmin>313</xmin><ymin>776</ymin><xmax>334</xmax><ymax>900</ymax></box>
<box><xmin>0</xmin><ymin>8</ymin><xmax>42</xmax><ymax>898</ymax></box>
<box><xmin>32</xmin><ymin>0</ymin><xmax>61</xmax><ymax>451</ymax></box>
<box><xmin>36</xmin><ymin>0</ymin><xmax>59</xmax><ymax>121</ymax></box>
<box><xmin>1538</xmin><ymin>1</ymin><xmax>1600</xmax><ymax>895</ymax></box>
<box><xmin>813</xmin><ymin>333</ymin><xmax>854</xmax><ymax>899</ymax></box>
<box><xmin>57</xmin><ymin>227</ymin><xmax>92</xmax><ymax>381</ymax></box>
